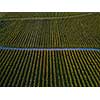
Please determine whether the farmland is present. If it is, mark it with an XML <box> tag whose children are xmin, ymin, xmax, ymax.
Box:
<box><xmin>0</xmin><ymin>12</ymin><xmax>100</xmax><ymax>87</ymax></box>
<box><xmin>0</xmin><ymin>13</ymin><xmax>100</xmax><ymax>48</ymax></box>
<box><xmin>0</xmin><ymin>50</ymin><xmax>100</xmax><ymax>87</ymax></box>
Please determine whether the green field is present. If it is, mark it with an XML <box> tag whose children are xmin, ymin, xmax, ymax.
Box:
<box><xmin>0</xmin><ymin>13</ymin><xmax>100</xmax><ymax>48</ymax></box>
<box><xmin>0</xmin><ymin>50</ymin><xmax>100</xmax><ymax>87</ymax></box>
<box><xmin>0</xmin><ymin>12</ymin><xmax>100</xmax><ymax>87</ymax></box>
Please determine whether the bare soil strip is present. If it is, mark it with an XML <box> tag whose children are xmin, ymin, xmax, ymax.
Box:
<box><xmin>0</xmin><ymin>13</ymin><xmax>94</xmax><ymax>21</ymax></box>
<box><xmin>0</xmin><ymin>46</ymin><xmax>100</xmax><ymax>51</ymax></box>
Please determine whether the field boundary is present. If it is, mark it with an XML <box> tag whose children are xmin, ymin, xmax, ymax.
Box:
<box><xmin>0</xmin><ymin>46</ymin><xmax>100</xmax><ymax>51</ymax></box>
<box><xmin>0</xmin><ymin>13</ymin><xmax>95</xmax><ymax>21</ymax></box>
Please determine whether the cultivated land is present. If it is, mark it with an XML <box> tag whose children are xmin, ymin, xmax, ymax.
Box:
<box><xmin>0</xmin><ymin>13</ymin><xmax>100</xmax><ymax>48</ymax></box>
<box><xmin>0</xmin><ymin>50</ymin><xmax>100</xmax><ymax>87</ymax></box>
<box><xmin>0</xmin><ymin>12</ymin><xmax>100</xmax><ymax>87</ymax></box>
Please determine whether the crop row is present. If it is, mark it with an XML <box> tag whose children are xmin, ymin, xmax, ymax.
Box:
<box><xmin>0</xmin><ymin>50</ymin><xmax>100</xmax><ymax>87</ymax></box>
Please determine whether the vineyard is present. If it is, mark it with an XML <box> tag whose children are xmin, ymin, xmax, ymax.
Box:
<box><xmin>0</xmin><ymin>13</ymin><xmax>100</xmax><ymax>48</ymax></box>
<box><xmin>0</xmin><ymin>12</ymin><xmax>100</xmax><ymax>87</ymax></box>
<box><xmin>0</xmin><ymin>50</ymin><xmax>100</xmax><ymax>87</ymax></box>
